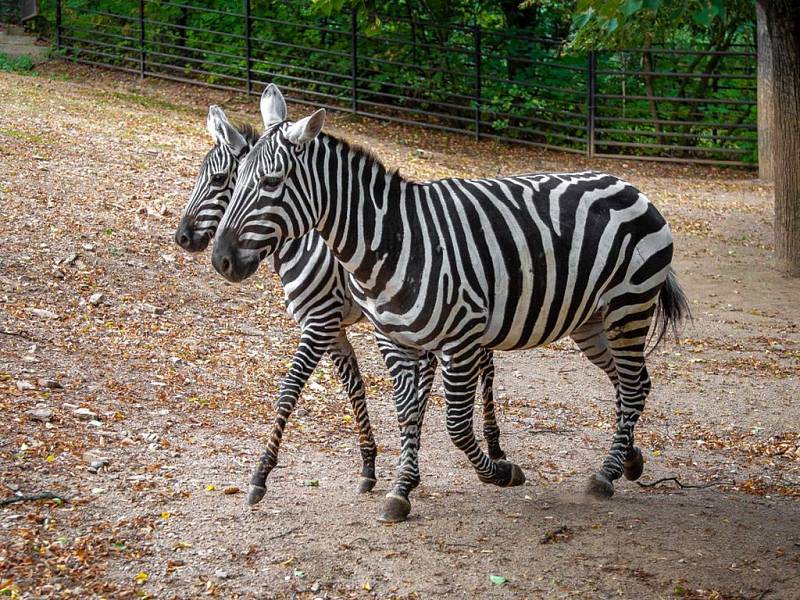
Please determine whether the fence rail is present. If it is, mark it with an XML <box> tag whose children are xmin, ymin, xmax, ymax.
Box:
<box><xmin>52</xmin><ymin>0</ymin><xmax>758</xmax><ymax>166</ymax></box>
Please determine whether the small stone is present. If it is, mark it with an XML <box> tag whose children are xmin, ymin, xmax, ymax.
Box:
<box><xmin>91</xmin><ymin>487</ymin><xmax>105</xmax><ymax>495</ymax></box>
<box><xmin>62</xmin><ymin>402</ymin><xmax>79</xmax><ymax>410</ymax></box>
<box><xmin>74</xmin><ymin>407</ymin><xmax>98</xmax><ymax>421</ymax></box>
<box><xmin>214</xmin><ymin>570</ymin><xmax>229</xmax><ymax>580</ymax></box>
<box><xmin>169</xmin><ymin>357</ymin><xmax>183</xmax><ymax>365</ymax></box>
<box><xmin>222</xmin><ymin>486</ymin><xmax>241</xmax><ymax>495</ymax></box>
<box><xmin>142</xmin><ymin>303</ymin><xmax>166</xmax><ymax>315</ymax></box>
<box><xmin>310</xmin><ymin>582</ymin><xmax>321</xmax><ymax>593</ymax></box>
<box><xmin>22</xmin><ymin>355</ymin><xmax>38</xmax><ymax>363</ymax></box>
<box><xmin>27</xmin><ymin>408</ymin><xmax>53</xmax><ymax>422</ymax></box>
<box><xmin>88</xmin><ymin>459</ymin><xmax>109</xmax><ymax>473</ymax></box>
<box><xmin>88</xmin><ymin>293</ymin><xmax>104</xmax><ymax>306</ymax></box>
<box><xmin>16</xmin><ymin>380</ymin><xmax>35</xmax><ymax>391</ymax></box>
<box><xmin>413</xmin><ymin>148</ymin><xmax>432</xmax><ymax>159</ymax></box>
<box><xmin>82</xmin><ymin>243</ymin><xmax>96</xmax><ymax>251</ymax></box>
<box><xmin>37</xmin><ymin>378</ymin><xmax>62</xmax><ymax>390</ymax></box>
<box><xmin>25</xmin><ymin>308</ymin><xmax>58</xmax><ymax>320</ymax></box>
<box><xmin>88</xmin><ymin>420</ymin><xmax>103</xmax><ymax>428</ymax></box>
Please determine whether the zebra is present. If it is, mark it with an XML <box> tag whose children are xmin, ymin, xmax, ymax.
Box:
<box><xmin>212</xmin><ymin>85</ymin><xmax>690</xmax><ymax>522</ymax></box>
<box><xmin>174</xmin><ymin>99</ymin><xmax>507</xmax><ymax>507</ymax></box>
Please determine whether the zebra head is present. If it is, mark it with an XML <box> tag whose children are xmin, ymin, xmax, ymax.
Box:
<box><xmin>212</xmin><ymin>84</ymin><xmax>325</xmax><ymax>283</ymax></box>
<box><xmin>174</xmin><ymin>106</ymin><xmax>251</xmax><ymax>252</ymax></box>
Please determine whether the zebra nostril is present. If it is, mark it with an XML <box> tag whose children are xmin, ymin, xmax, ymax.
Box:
<box><xmin>221</xmin><ymin>257</ymin><xmax>232</xmax><ymax>274</ymax></box>
<box><xmin>179</xmin><ymin>233</ymin><xmax>191</xmax><ymax>248</ymax></box>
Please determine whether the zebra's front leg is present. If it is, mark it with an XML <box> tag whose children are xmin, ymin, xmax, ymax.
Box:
<box><xmin>247</xmin><ymin>328</ymin><xmax>335</xmax><ymax>505</ymax></box>
<box><xmin>328</xmin><ymin>331</ymin><xmax>378</xmax><ymax>493</ymax></box>
<box><xmin>442</xmin><ymin>347</ymin><xmax>525</xmax><ymax>488</ymax></box>
<box><xmin>373</xmin><ymin>333</ymin><xmax>422</xmax><ymax>523</ymax></box>
<box><xmin>478</xmin><ymin>349</ymin><xmax>506</xmax><ymax>461</ymax></box>
<box><xmin>414</xmin><ymin>351</ymin><xmax>438</xmax><ymax>451</ymax></box>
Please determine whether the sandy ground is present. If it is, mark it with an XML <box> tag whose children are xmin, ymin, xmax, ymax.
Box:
<box><xmin>1</xmin><ymin>63</ymin><xmax>798</xmax><ymax>600</ymax></box>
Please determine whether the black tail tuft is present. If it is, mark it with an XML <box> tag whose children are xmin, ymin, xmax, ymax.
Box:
<box><xmin>647</xmin><ymin>268</ymin><xmax>691</xmax><ymax>356</ymax></box>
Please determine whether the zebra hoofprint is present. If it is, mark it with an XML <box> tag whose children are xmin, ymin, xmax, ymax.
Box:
<box><xmin>213</xmin><ymin>86</ymin><xmax>690</xmax><ymax>522</ymax></box>
<box><xmin>175</xmin><ymin>102</ymin><xmax>505</xmax><ymax>506</ymax></box>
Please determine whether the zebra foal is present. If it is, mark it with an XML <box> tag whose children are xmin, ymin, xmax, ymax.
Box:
<box><xmin>212</xmin><ymin>86</ymin><xmax>690</xmax><ymax>522</ymax></box>
<box><xmin>174</xmin><ymin>96</ymin><xmax>506</xmax><ymax>507</ymax></box>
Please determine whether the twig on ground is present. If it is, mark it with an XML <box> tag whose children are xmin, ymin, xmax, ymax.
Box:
<box><xmin>0</xmin><ymin>329</ymin><xmax>31</xmax><ymax>340</ymax></box>
<box><xmin>0</xmin><ymin>492</ymin><xmax>67</xmax><ymax>507</ymax></box>
<box><xmin>505</xmin><ymin>428</ymin><xmax>575</xmax><ymax>437</ymax></box>
<box><xmin>267</xmin><ymin>526</ymin><xmax>301</xmax><ymax>540</ymax></box>
<box><xmin>637</xmin><ymin>477</ymin><xmax>731</xmax><ymax>490</ymax></box>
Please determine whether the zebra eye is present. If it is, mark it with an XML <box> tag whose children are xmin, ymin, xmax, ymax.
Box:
<box><xmin>260</xmin><ymin>175</ymin><xmax>282</xmax><ymax>191</ymax></box>
<box><xmin>210</xmin><ymin>173</ymin><xmax>227</xmax><ymax>186</ymax></box>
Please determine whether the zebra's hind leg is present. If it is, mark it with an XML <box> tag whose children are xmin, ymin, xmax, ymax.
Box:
<box><xmin>247</xmin><ymin>328</ymin><xmax>336</xmax><ymax>505</ymax></box>
<box><xmin>478</xmin><ymin>349</ymin><xmax>506</xmax><ymax>461</ymax></box>
<box><xmin>587</xmin><ymin>302</ymin><xmax>657</xmax><ymax>498</ymax></box>
<box><xmin>441</xmin><ymin>346</ymin><xmax>525</xmax><ymax>489</ymax></box>
<box><xmin>374</xmin><ymin>332</ymin><xmax>422</xmax><ymax>523</ymax></box>
<box><xmin>328</xmin><ymin>331</ymin><xmax>377</xmax><ymax>494</ymax></box>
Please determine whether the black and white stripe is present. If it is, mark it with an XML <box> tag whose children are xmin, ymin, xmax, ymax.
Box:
<box><xmin>213</xmin><ymin>85</ymin><xmax>689</xmax><ymax>522</ymax></box>
<box><xmin>176</xmin><ymin>102</ymin><xmax>504</xmax><ymax>507</ymax></box>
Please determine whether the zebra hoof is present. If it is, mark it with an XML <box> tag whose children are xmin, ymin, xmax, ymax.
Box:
<box><xmin>586</xmin><ymin>473</ymin><xmax>614</xmax><ymax>498</ymax></box>
<box><xmin>497</xmin><ymin>460</ymin><xmax>526</xmax><ymax>487</ymax></box>
<box><xmin>376</xmin><ymin>493</ymin><xmax>411</xmax><ymax>523</ymax></box>
<box><xmin>356</xmin><ymin>476</ymin><xmax>377</xmax><ymax>494</ymax></box>
<box><xmin>246</xmin><ymin>484</ymin><xmax>267</xmax><ymax>505</ymax></box>
<box><xmin>623</xmin><ymin>447</ymin><xmax>644</xmax><ymax>481</ymax></box>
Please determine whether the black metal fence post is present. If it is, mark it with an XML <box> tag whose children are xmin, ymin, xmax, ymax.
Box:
<box><xmin>139</xmin><ymin>0</ymin><xmax>146</xmax><ymax>78</ymax></box>
<box><xmin>474</xmin><ymin>24</ymin><xmax>482</xmax><ymax>141</ymax></box>
<box><xmin>586</xmin><ymin>50</ymin><xmax>596</xmax><ymax>158</ymax></box>
<box><xmin>350</xmin><ymin>8</ymin><xmax>358</xmax><ymax>114</ymax></box>
<box><xmin>55</xmin><ymin>0</ymin><xmax>62</xmax><ymax>51</ymax></box>
<box><xmin>244</xmin><ymin>0</ymin><xmax>252</xmax><ymax>94</ymax></box>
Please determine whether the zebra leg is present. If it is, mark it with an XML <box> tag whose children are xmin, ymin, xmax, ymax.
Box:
<box><xmin>586</xmin><ymin>303</ymin><xmax>657</xmax><ymax>498</ymax></box>
<box><xmin>374</xmin><ymin>332</ymin><xmax>422</xmax><ymax>523</ymax></box>
<box><xmin>571</xmin><ymin>314</ymin><xmax>644</xmax><ymax>484</ymax></box>
<box><xmin>441</xmin><ymin>346</ymin><xmax>525</xmax><ymax>488</ymax></box>
<box><xmin>414</xmin><ymin>351</ymin><xmax>438</xmax><ymax>451</ymax></box>
<box><xmin>328</xmin><ymin>331</ymin><xmax>378</xmax><ymax>494</ymax></box>
<box><xmin>478</xmin><ymin>349</ymin><xmax>506</xmax><ymax>461</ymax></box>
<box><xmin>247</xmin><ymin>328</ymin><xmax>335</xmax><ymax>505</ymax></box>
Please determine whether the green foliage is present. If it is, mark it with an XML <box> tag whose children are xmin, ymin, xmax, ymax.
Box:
<box><xmin>0</xmin><ymin>53</ymin><xmax>36</xmax><ymax>74</ymax></box>
<box><xmin>40</xmin><ymin>1</ymin><xmax>757</xmax><ymax>163</ymax></box>
<box><xmin>571</xmin><ymin>0</ymin><xmax>754</xmax><ymax>49</ymax></box>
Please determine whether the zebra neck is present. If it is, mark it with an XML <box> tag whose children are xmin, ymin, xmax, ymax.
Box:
<box><xmin>314</xmin><ymin>137</ymin><xmax>410</xmax><ymax>289</ymax></box>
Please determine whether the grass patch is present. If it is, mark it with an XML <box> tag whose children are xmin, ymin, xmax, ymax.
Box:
<box><xmin>109</xmin><ymin>90</ymin><xmax>194</xmax><ymax>114</ymax></box>
<box><xmin>0</xmin><ymin>53</ymin><xmax>37</xmax><ymax>74</ymax></box>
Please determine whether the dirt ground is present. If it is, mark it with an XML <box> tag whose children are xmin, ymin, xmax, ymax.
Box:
<box><xmin>1</xmin><ymin>63</ymin><xmax>798</xmax><ymax>600</ymax></box>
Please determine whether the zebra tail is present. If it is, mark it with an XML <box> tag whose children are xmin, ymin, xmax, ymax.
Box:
<box><xmin>646</xmin><ymin>268</ymin><xmax>692</xmax><ymax>357</ymax></box>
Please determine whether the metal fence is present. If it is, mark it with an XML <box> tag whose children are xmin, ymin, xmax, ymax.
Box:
<box><xmin>52</xmin><ymin>0</ymin><xmax>758</xmax><ymax>166</ymax></box>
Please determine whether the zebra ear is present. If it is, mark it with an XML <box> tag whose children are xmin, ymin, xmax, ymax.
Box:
<box><xmin>207</xmin><ymin>105</ymin><xmax>247</xmax><ymax>154</ymax></box>
<box><xmin>260</xmin><ymin>84</ymin><xmax>287</xmax><ymax>127</ymax></box>
<box><xmin>285</xmin><ymin>109</ymin><xmax>326</xmax><ymax>146</ymax></box>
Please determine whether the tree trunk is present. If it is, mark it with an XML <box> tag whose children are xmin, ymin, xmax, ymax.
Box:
<box><xmin>756</xmin><ymin>2</ymin><xmax>774</xmax><ymax>180</ymax></box>
<box><xmin>759</xmin><ymin>0</ymin><xmax>800</xmax><ymax>275</ymax></box>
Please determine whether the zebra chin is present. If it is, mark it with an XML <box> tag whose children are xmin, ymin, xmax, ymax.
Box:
<box><xmin>211</xmin><ymin>232</ymin><xmax>267</xmax><ymax>283</ymax></box>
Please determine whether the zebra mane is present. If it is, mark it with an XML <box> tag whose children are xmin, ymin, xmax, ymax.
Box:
<box><xmin>236</xmin><ymin>122</ymin><xmax>260</xmax><ymax>147</ymax></box>
<box><xmin>321</xmin><ymin>131</ymin><xmax>401</xmax><ymax>181</ymax></box>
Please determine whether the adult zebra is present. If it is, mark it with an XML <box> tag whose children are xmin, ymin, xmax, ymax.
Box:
<box><xmin>212</xmin><ymin>85</ymin><xmax>690</xmax><ymax>522</ymax></box>
<box><xmin>174</xmin><ymin>99</ymin><xmax>507</xmax><ymax>507</ymax></box>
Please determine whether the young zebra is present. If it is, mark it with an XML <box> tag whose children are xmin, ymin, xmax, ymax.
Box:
<box><xmin>174</xmin><ymin>100</ymin><xmax>506</xmax><ymax>506</ymax></box>
<box><xmin>212</xmin><ymin>86</ymin><xmax>690</xmax><ymax>522</ymax></box>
